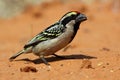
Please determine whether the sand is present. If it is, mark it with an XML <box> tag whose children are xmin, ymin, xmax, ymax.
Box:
<box><xmin>0</xmin><ymin>1</ymin><xmax>120</xmax><ymax>80</ymax></box>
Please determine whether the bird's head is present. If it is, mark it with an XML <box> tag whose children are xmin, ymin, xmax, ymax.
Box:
<box><xmin>59</xmin><ymin>11</ymin><xmax>87</xmax><ymax>26</ymax></box>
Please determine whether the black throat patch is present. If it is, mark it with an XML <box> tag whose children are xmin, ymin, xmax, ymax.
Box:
<box><xmin>69</xmin><ymin>22</ymin><xmax>80</xmax><ymax>43</ymax></box>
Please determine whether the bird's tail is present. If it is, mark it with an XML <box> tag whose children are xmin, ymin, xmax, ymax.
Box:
<box><xmin>9</xmin><ymin>50</ymin><xmax>25</xmax><ymax>61</ymax></box>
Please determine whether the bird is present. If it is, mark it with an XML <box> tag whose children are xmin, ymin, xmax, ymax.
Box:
<box><xmin>9</xmin><ymin>11</ymin><xmax>87</xmax><ymax>65</ymax></box>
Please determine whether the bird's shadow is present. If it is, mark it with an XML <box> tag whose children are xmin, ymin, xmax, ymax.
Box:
<box><xmin>15</xmin><ymin>54</ymin><xmax>97</xmax><ymax>64</ymax></box>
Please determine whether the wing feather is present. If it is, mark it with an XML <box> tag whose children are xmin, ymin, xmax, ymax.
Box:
<box><xmin>24</xmin><ymin>22</ymin><xmax>66</xmax><ymax>48</ymax></box>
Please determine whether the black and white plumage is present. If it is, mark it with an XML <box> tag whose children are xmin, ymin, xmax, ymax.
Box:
<box><xmin>9</xmin><ymin>11</ymin><xmax>87</xmax><ymax>65</ymax></box>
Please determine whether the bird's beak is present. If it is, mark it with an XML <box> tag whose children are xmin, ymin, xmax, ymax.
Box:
<box><xmin>75</xmin><ymin>14</ymin><xmax>87</xmax><ymax>23</ymax></box>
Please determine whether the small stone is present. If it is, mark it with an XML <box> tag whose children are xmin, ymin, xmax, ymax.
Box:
<box><xmin>106</xmin><ymin>63</ymin><xmax>109</xmax><ymax>65</ymax></box>
<box><xmin>101</xmin><ymin>47</ymin><xmax>110</xmax><ymax>51</ymax></box>
<box><xmin>97</xmin><ymin>62</ymin><xmax>103</xmax><ymax>66</ymax></box>
<box><xmin>60</xmin><ymin>64</ymin><xmax>64</xmax><ymax>66</ymax></box>
<box><xmin>102</xmin><ymin>66</ymin><xmax>106</xmax><ymax>68</ymax></box>
<box><xmin>8</xmin><ymin>65</ymin><xmax>11</xmax><ymax>67</ymax></box>
<box><xmin>47</xmin><ymin>65</ymin><xmax>51</xmax><ymax>71</ymax></box>
<box><xmin>20</xmin><ymin>66</ymin><xmax>38</xmax><ymax>72</ymax></box>
<box><xmin>32</xmin><ymin>78</ymin><xmax>36</xmax><ymax>80</ymax></box>
<box><xmin>11</xmin><ymin>73</ymin><xmax>14</xmax><ymax>75</ymax></box>
<box><xmin>81</xmin><ymin>59</ymin><xmax>94</xmax><ymax>69</ymax></box>
<box><xmin>110</xmin><ymin>69</ymin><xmax>114</xmax><ymax>72</ymax></box>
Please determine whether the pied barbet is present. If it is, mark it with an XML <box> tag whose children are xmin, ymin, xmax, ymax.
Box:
<box><xmin>9</xmin><ymin>11</ymin><xmax>87</xmax><ymax>65</ymax></box>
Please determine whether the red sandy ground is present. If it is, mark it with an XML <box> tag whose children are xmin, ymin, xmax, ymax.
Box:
<box><xmin>0</xmin><ymin>1</ymin><xmax>120</xmax><ymax>80</ymax></box>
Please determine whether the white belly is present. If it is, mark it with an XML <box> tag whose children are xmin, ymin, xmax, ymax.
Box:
<box><xmin>32</xmin><ymin>24</ymin><xmax>74</xmax><ymax>56</ymax></box>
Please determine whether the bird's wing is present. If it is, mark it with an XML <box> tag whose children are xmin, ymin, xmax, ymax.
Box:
<box><xmin>24</xmin><ymin>22</ymin><xmax>66</xmax><ymax>48</ymax></box>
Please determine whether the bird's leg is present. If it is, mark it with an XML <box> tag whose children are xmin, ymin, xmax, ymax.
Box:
<box><xmin>40</xmin><ymin>55</ymin><xmax>50</xmax><ymax>65</ymax></box>
<box><xmin>53</xmin><ymin>54</ymin><xmax>66</xmax><ymax>59</ymax></box>
<box><xmin>40</xmin><ymin>55</ymin><xmax>51</xmax><ymax>71</ymax></box>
